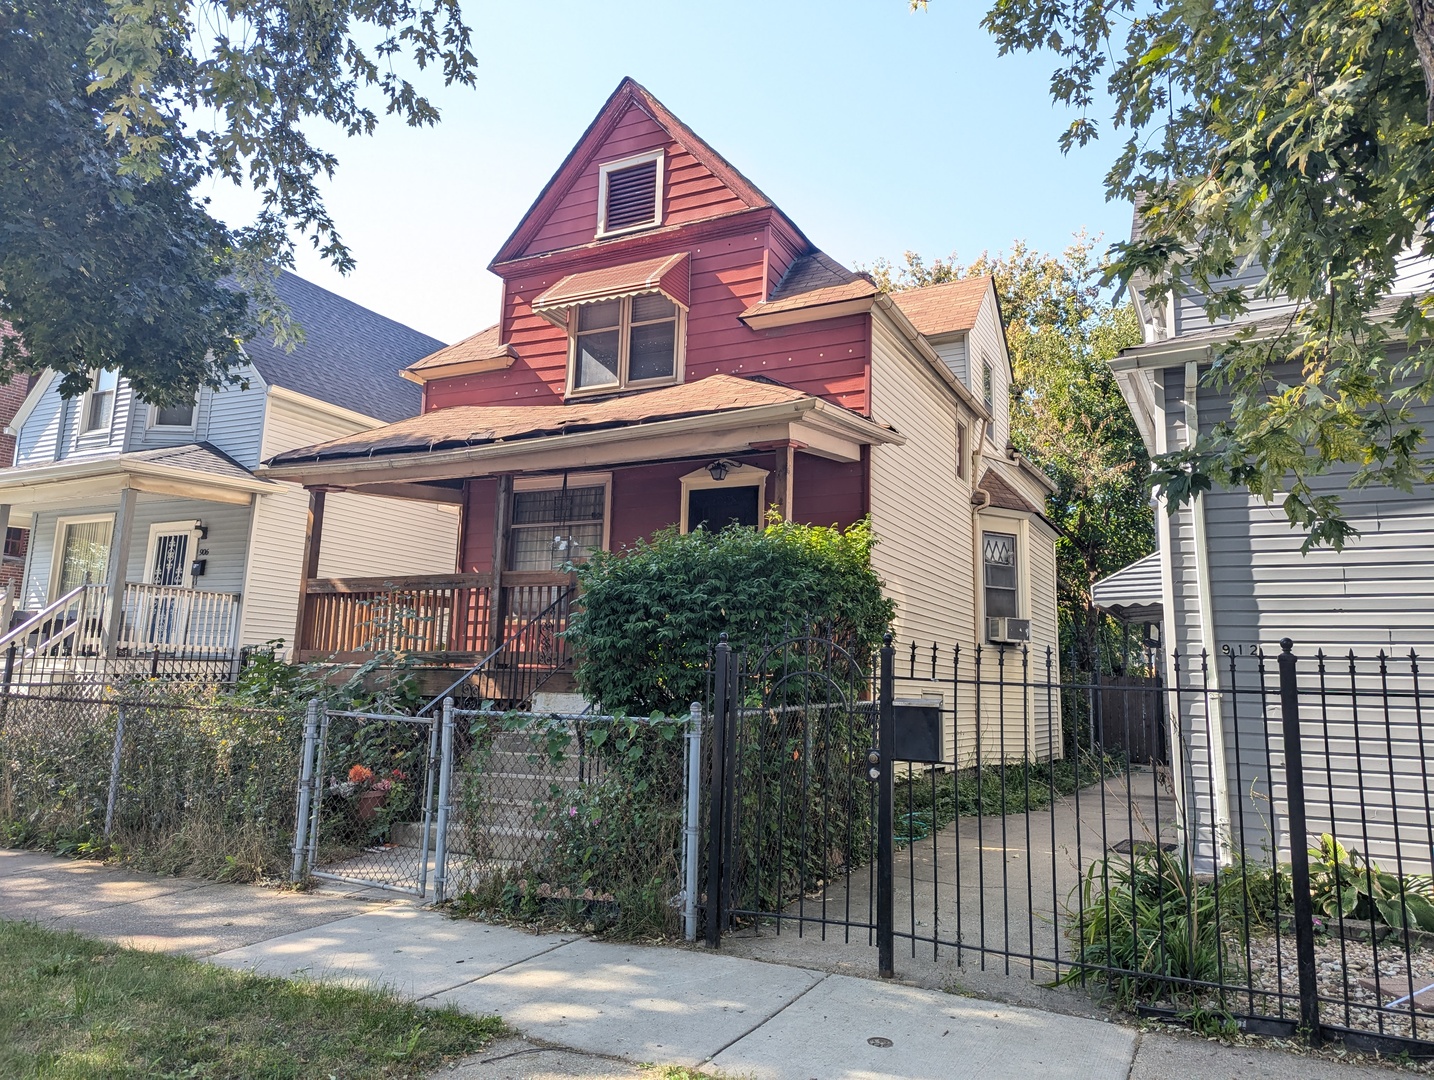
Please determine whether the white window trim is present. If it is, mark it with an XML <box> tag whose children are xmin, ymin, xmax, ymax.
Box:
<box><xmin>510</xmin><ymin>473</ymin><xmax>613</xmax><ymax>566</ymax></box>
<box><xmin>596</xmin><ymin>150</ymin><xmax>665</xmax><ymax>239</ymax></box>
<box><xmin>679</xmin><ymin>463</ymin><xmax>770</xmax><ymax>534</ymax></box>
<box><xmin>956</xmin><ymin>420</ymin><xmax>970</xmax><ymax>483</ymax></box>
<box><xmin>564</xmin><ymin>294</ymin><xmax>686</xmax><ymax>399</ymax></box>
<box><xmin>78</xmin><ymin>370</ymin><xmax>119</xmax><ymax>439</ymax></box>
<box><xmin>142</xmin><ymin>520</ymin><xmax>203</xmax><ymax>589</ymax></box>
<box><xmin>49</xmin><ymin>513</ymin><xmax>115</xmax><ymax>601</ymax></box>
<box><xmin>146</xmin><ymin>396</ymin><xmax>198</xmax><ymax>432</ymax></box>
<box><xmin>978</xmin><ymin>515</ymin><xmax>1030</xmax><ymax>628</ymax></box>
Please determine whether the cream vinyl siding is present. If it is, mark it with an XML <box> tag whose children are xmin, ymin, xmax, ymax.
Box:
<box><xmin>869</xmin><ymin>311</ymin><xmax>980</xmax><ymax>764</ymax></box>
<box><xmin>868</xmin><ymin>311</ymin><xmax>975</xmax><ymax>648</ymax></box>
<box><xmin>966</xmin><ymin>291</ymin><xmax>1011</xmax><ymax>452</ymax></box>
<box><xmin>237</xmin><ymin>484</ymin><xmax>309</xmax><ymax>648</ymax></box>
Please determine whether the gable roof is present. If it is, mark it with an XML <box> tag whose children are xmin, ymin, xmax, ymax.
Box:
<box><xmin>889</xmin><ymin>276</ymin><xmax>992</xmax><ymax>338</ymax></box>
<box><xmin>243</xmin><ymin>271</ymin><xmax>445</xmax><ymax>423</ymax></box>
<box><xmin>491</xmin><ymin>77</ymin><xmax>785</xmax><ymax>266</ymax></box>
<box><xmin>740</xmin><ymin>253</ymin><xmax>878</xmax><ymax>323</ymax></box>
<box><xmin>403</xmin><ymin>324</ymin><xmax>515</xmax><ymax>384</ymax></box>
<box><xmin>269</xmin><ymin>374</ymin><xmax>821</xmax><ymax>465</ymax></box>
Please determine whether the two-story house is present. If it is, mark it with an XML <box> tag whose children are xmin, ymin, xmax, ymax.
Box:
<box><xmin>264</xmin><ymin>78</ymin><xmax>1062</xmax><ymax>759</ymax></box>
<box><xmin>0</xmin><ymin>272</ymin><xmax>461</xmax><ymax>681</ymax></box>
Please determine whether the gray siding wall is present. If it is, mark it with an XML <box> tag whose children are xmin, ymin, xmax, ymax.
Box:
<box><xmin>22</xmin><ymin>494</ymin><xmax>252</xmax><ymax>608</ymax></box>
<box><xmin>1158</xmin><ymin>363</ymin><xmax>1434</xmax><ymax>872</ymax></box>
<box><xmin>16</xmin><ymin>375</ymin><xmax>137</xmax><ymax>464</ymax></box>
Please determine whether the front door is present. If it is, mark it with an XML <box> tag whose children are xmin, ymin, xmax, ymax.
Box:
<box><xmin>140</xmin><ymin>523</ymin><xmax>197</xmax><ymax>647</ymax></box>
<box><xmin>686</xmin><ymin>485</ymin><xmax>760</xmax><ymax>533</ymax></box>
<box><xmin>145</xmin><ymin>524</ymin><xmax>195</xmax><ymax>588</ymax></box>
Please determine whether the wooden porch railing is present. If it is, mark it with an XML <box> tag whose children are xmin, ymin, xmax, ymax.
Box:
<box><xmin>299</xmin><ymin>571</ymin><xmax>576</xmax><ymax>662</ymax></box>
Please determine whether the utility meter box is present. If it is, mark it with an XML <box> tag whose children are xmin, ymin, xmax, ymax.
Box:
<box><xmin>890</xmin><ymin>698</ymin><xmax>944</xmax><ymax>763</ymax></box>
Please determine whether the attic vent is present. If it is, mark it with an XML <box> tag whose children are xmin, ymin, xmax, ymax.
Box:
<box><xmin>599</xmin><ymin>153</ymin><xmax>662</xmax><ymax>235</ymax></box>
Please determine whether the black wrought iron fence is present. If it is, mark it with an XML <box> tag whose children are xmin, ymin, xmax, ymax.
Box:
<box><xmin>703</xmin><ymin>633</ymin><xmax>1434</xmax><ymax>1058</ymax></box>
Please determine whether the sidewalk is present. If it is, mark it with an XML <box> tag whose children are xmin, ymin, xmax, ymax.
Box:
<box><xmin>0</xmin><ymin>849</ymin><xmax>1402</xmax><ymax>1079</ymax></box>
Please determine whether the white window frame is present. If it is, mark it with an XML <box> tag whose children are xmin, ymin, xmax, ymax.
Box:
<box><xmin>979</xmin><ymin>517</ymin><xmax>1030</xmax><ymax>627</ymax></box>
<box><xmin>147</xmin><ymin>395</ymin><xmax>198</xmax><ymax>432</ymax></box>
<box><xmin>596</xmin><ymin>150</ymin><xmax>665</xmax><ymax>239</ymax></box>
<box><xmin>508</xmin><ymin>473</ymin><xmax>613</xmax><ymax>571</ymax></box>
<box><xmin>78</xmin><ymin>369</ymin><xmax>119</xmax><ymax>437</ymax></box>
<box><xmin>679</xmin><ymin>463</ymin><xmax>770</xmax><ymax>534</ymax></box>
<box><xmin>564</xmin><ymin>293</ymin><xmax>686</xmax><ymax>399</ymax></box>
<box><xmin>49</xmin><ymin>513</ymin><xmax>115</xmax><ymax>600</ymax></box>
<box><xmin>142</xmin><ymin>520</ymin><xmax>203</xmax><ymax>589</ymax></box>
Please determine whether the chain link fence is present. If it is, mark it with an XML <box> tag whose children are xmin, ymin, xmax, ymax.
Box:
<box><xmin>0</xmin><ymin>684</ymin><xmax>302</xmax><ymax>881</ymax></box>
<box><xmin>441</xmin><ymin>707</ymin><xmax>693</xmax><ymax>938</ymax></box>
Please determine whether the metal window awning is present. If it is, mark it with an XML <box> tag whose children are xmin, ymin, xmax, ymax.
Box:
<box><xmin>1091</xmin><ymin>551</ymin><xmax>1164</xmax><ymax>623</ymax></box>
<box><xmin>531</xmin><ymin>251</ymin><xmax>691</xmax><ymax>328</ymax></box>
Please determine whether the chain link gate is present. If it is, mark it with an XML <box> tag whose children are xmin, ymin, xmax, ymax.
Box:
<box><xmin>291</xmin><ymin>700</ymin><xmax>457</xmax><ymax>898</ymax></box>
<box><xmin>703</xmin><ymin>633</ymin><xmax>894</xmax><ymax>969</ymax></box>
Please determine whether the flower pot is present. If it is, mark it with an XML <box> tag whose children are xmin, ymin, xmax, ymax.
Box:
<box><xmin>356</xmin><ymin>788</ymin><xmax>386</xmax><ymax>822</ymax></box>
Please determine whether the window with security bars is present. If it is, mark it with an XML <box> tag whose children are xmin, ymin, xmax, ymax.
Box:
<box><xmin>599</xmin><ymin>155</ymin><xmax>661</xmax><ymax>234</ymax></box>
<box><xmin>573</xmin><ymin>292</ymin><xmax>679</xmax><ymax>391</ymax></box>
<box><xmin>983</xmin><ymin>531</ymin><xmax>1019</xmax><ymax>619</ymax></box>
<box><xmin>508</xmin><ymin>485</ymin><xmax>606</xmax><ymax>571</ymax></box>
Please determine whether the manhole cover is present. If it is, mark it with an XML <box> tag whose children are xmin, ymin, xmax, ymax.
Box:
<box><xmin>867</xmin><ymin>1037</ymin><xmax>893</xmax><ymax>1048</ymax></box>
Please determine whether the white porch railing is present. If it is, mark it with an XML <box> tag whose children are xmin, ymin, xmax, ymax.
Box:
<box><xmin>117</xmin><ymin>583</ymin><xmax>241</xmax><ymax>657</ymax></box>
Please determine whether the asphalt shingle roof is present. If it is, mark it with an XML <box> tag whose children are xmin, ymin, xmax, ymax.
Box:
<box><xmin>889</xmin><ymin>277</ymin><xmax>991</xmax><ymax>338</ymax></box>
<box><xmin>739</xmin><ymin>253</ymin><xmax>877</xmax><ymax>320</ymax></box>
<box><xmin>242</xmin><ymin>272</ymin><xmax>446</xmax><ymax>423</ymax></box>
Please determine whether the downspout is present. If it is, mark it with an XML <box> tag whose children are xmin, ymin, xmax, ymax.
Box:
<box><xmin>1184</xmin><ymin>360</ymin><xmax>1233</xmax><ymax>867</ymax></box>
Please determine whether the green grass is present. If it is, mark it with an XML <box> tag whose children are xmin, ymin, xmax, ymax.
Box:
<box><xmin>0</xmin><ymin>919</ymin><xmax>505</xmax><ymax>1079</ymax></box>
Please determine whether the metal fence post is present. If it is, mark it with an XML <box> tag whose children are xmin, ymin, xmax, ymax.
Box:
<box><xmin>1277</xmin><ymin>638</ymin><xmax>1322</xmax><ymax>1044</ymax></box>
<box><xmin>291</xmin><ymin>700</ymin><xmax>320</xmax><ymax>883</ymax></box>
<box><xmin>103</xmin><ymin>705</ymin><xmax>126</xmax><ymax>838</ymax></box>
<box><xmin>432</xmin><ymin>697</ymin><xmax>456</xmax><ymax>903</ymax></box>
<box><xmin>877</xmin><ymin>632</ymin><xmax>895</xmax><ymax>979</ymax></box>
<box><xmin>705</xmin><ymin>636</ymin><xmax>731</xmax><ymax>948</ymax></box>
<box><xmin>683</xmin><ymin>701</ymin><xmax>703</xmax><ymax>942</ymax></box>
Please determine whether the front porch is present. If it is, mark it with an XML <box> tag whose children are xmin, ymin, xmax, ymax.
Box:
<box><xmin>269</xmin><ymin>375</ymin><xmax>903</xmax><ymax>680</ymax></box>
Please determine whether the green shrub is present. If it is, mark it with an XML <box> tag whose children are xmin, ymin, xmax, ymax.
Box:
<box><xmin>568</xmin><ymin>517</ymin><xmax>894</xmax><ymax>714</ymax></box>
<box><xmin>1307</xmin><ymin>833</ymin><xmax>1434</xmax><ymax>932</ymax></box>
<box><xmin>1060</xmin><ymin>846</ymin><xmax>1238</xmax><ymax>1005</ymax></box>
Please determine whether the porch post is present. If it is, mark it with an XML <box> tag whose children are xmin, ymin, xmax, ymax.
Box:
<box><xmin>487</xmin><ymin>475</ymin><xmax>512</xmax><ymax>653</ymax></box>
<box><xmin>293</xmin><ymin>488</ymin><xmax>327</xmax><ymax>656</ymax></box>
<box><xmin>99</xmin><ymin>486</ymin><xmax>136</xmax><ymax>658</ymax></box>
<box><xmin>751</xmin><ymin>440</ymin><xmax>801</xmax><ymax>521</ymax></box>
<box><xmin>0</xmin><ymin>503</ymin><xmax>11</xmax><ymax>628</ymax></box>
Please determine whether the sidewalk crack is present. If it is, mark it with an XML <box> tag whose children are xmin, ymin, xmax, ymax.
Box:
<box><xmin>700</xmin><ymin>971</ymin><xmax>831</xmax><ymax>1064</ymax></box>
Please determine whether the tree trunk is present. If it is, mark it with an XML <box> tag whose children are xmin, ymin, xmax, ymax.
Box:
<box><xmin>1411</xmin><ymin>0</ymin><xmax>1434</xmax><ymax>124</ymax></box>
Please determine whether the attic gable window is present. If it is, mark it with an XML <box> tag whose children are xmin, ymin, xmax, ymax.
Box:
<box><xmin>597</xmin><ymin>151</ymin><xmax>664</xmax><ymax>237</ymax></box>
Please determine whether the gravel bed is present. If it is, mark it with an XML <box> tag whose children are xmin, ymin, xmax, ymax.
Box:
<box><xmin>1247</xmin><ymin>929</ymin><xmax>1434</xmax><ymax>1043</ymax></box>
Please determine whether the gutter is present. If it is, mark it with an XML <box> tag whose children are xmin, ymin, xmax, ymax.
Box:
<box><xmin>0</xmin><ymin>454</ymin><xmax>274</xmax><ymax>495</ymax></box>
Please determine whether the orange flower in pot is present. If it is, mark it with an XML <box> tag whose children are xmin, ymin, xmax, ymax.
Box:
<box><xmin>349</xmin><ymin>765</ymin><xmax>387</xmax><ymax>821</ymax></box>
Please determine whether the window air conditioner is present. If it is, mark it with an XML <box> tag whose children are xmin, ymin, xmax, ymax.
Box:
<box><xmin>985</xmin><ymin>617</ymin><xmax>1031</xmax><ymax>644</ymax></box>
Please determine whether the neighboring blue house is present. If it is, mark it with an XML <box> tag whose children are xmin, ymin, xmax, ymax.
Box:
<box><xmin>0</xmin><ymin>272</ymin><xmax>461</xmax><ymax>676</ymax></box>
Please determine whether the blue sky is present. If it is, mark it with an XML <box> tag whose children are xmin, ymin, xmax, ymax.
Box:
<box><xmin>202</xmin><ymin>0</ymin><xmax>1129</xmax><ymax>344</ymax></box>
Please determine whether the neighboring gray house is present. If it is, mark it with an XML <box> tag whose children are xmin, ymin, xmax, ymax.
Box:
<box><xmin>0</xmin><ymin>272</ymin><xmax>461</xmax><ymax>678</ymax></box>
<box><xmin>1095</xmin><ymin>232</ymin><xmax>1434</xmax><ymax>869</ymax></box>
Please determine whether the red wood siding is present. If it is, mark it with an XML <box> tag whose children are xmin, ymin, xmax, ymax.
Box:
<box><xmin>791</xmin><ymin>455</ymin><xmax>865</xmax><ymax>530</ymax></box>
<box><xmin>521</xmin><ymin>103</ymin><xmax>750</xmax><ymax>259</ymax></box>
<box><xmin>428</xmin><ymin>225</ymin><xmax>870</xmax><ymax>414</ymax></box>
<box><xmin>461</xmin><ymin>477</ymin><xmax>499</xmax><ymax>572</ymax></box>
<box><xmin>610</xmin><ymin>461</ymin><xmax>688</xmax><ymax>547</ymax></box>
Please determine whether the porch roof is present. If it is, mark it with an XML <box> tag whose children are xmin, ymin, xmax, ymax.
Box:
<box><xmin>0</xmin><ymin>443</ymin><xmax>275</xmax><ymax>508</ymax></box>
<box><xmin>261</xmin><ymin>374</ymin><xmax>902</xmax><ymax>488</ymax></box>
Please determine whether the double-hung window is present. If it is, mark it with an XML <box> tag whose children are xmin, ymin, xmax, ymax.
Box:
<box><xmin>507</xmin><ymin>484</ymin><xmax>608</xmax><ymax>572</ymax></box>
<box><xmin>572</xmin><ymin>293</ymin><xmax>681</xmax><ymax>393</ymax></box>
<box><xmin>81</xmin><ymin>370</ymin><xmax>119</xmax><ymax>434</ymax></box>
<box><xmin>983</xmin><ymin>531</ymin><xmax>1019</xmax><ymax>619</ymax></box>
